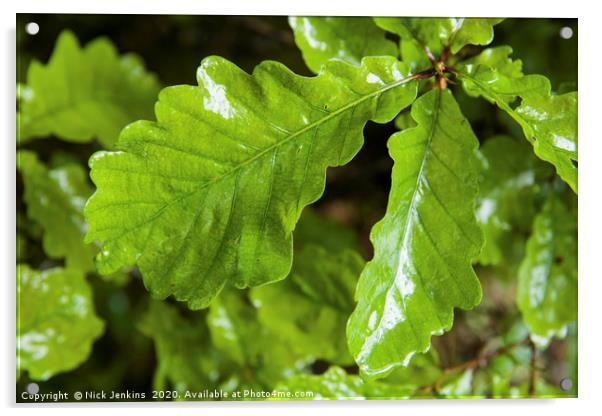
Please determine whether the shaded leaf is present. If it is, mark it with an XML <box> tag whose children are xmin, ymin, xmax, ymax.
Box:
<box><xmin>138</xmin><ymin>300</ymin><xmax>219</xmax><ymax>393</ymax></box>
<box><xmin>250</xmin><ymin>244</ymin><xmax>363</xmax><ymax>364</ymax></box>
<box><xmin>517</xmin><ymin>194</ymin><xmax>577</xmax><ymax>347</ymax></box>
<box><xmin>293</xmin><ymin>208</ymin><xmax>359</xmax><ymax>253</ymax></box>
<box><xmin>17</xmin><ymin>264</ymin><xmax>104</xmax><ymax>380</ymax></box>
<box><xmin>275</xmin><ymin>366</ymin><xmax>414</xmax><ymax>400</ymax></box>
<box><xmin>438</xmin><ymin>369</ymin><xmax>474</xmax><ymax>398</ymax></box>
<box><xmin>207</xmin><ymin>290</ymin><xmax>308</xmax><ymax>390</ymax></box>
<box><xmin>476</xmin><ymin>135</ymin><xmax>552</xmax><ymax>265</ymax></box>
<box><xmin>347</xmin><ymin>88</ymin><xmax>483</xmax><ymax>380</ymax></box>
<box><xmin>458</xmin><ymin>50</ymin><xmax>577</xmax><ymax>192</ymax></box>
<box><xmin>382</xmin><ymin>349</ymin><xmax>442</xmax><ymax>390</ymax></box>
<box><xmin>289</xmin><ymin>16</ymin><xmax>397</xmax><ymax>74</ymax></box>
<box><xmin>85</xmin><ymin>56</ymin><xmax>418</xmax><ymax>309</ymax></box>
<box><xmin>17</xmin><ymin>150</ymin><xmax>96</xmax><ymax>272</ymax></box>
<box><xmin>18</xmin><ymin>30</ymin><xmax>160</xmax><ymax>147</ymax></box>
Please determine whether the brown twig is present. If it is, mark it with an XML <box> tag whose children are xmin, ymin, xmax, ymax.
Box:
<box><xmin>529</xmin><ymin>339</ymin><xmax>538</xmax><ymax>396</ymax></box>
<box><xmin>424</xmin><ymin>338</ymin><xmax>531</xmax><ymax>394</ymax></box>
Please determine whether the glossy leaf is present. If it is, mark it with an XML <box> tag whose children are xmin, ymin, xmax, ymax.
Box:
<box><xmin>289</xmin><ymin>17</ymin><xmax>397</xmax><ymax>74</ymax></box>
<box><xmin>17</xmin><ymin>264</ymin><xmax>104</xmax><ymax>380</ymax></box>
<box><xmin>476</xmin><ymin>135</ymin><xmax>552</xmax><ymax>265</ymax></box>
<box><xmin>138</xmin><ymin>300</ymin><xmax>219</xmax><ymax>393</ymax></box>
<box><xmin>347</xmin><ymin>88</ymin><xmax>483</xmax><ymax>380</ymax></box>
<box><xmin>517</xmin><ymin>194</ymin><xmax>577</xmax><ymax>347</ymax></box>
<box><xmin>374</xmin><ymin>18</ymin><xmax>502</xmax><ymax>63</ymax></box>
<box><xmin>18</xmin><ymin>30</ymin><xmax>160</xmax><ymax>147</ymax></box>
<box><xmin>458</xmin><ymin>50</ymin><xmax>577</xmax><ymax>192</ymax></box>
<box><xmin>250</xmin><ymin>244</ymin><xmax>363</xmax><ymax>364</ymax></box>
<box><xmin>17</xmin><ymin>151</ymin><xmax>96</xmax><ymax>272</ymax></box>
<box><xmin>275</xmin><ymin>366</ymin><xmax>414</xmax><ymax>400</ymax></box>
<box><xmin>85</xmin><ymin>56</ymin><xmax>418</xmax><ymax>309</ymax></box>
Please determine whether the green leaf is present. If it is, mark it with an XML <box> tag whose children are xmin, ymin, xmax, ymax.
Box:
<box><xmin>207</xmin><ymin>289</ymin><xmax>307</xmax><ymax>389</ymax></box>
<box><xmin>347</xmin><ymin>88</ymin><xmax>483</xmax><ymax>381</ymax></box>
<box><xmin>18</xmin><ymin>30</ymin><xmax>160</xmax><ymax>147</ymax></box>
<box><xmin>138</xmin><ymin>300</ymin><xmax>219</xmax><ymax>393</ymax></box>
<box><xmin>207</xmin><ymin>290</ymin><xmax>261</xmax><ymax>367</ymax></box>
<box><xmin>85</xmin><ymin>56</ymin><xmax>418</xmax><ymax>309</ymax></box>
<box><xmin>289</xmin><ymin>17</ymin><xmax>397</xmax><ymax>74</ymax></box>
<box><xmin>293</xmin><ymin>208</ymin><xmax>359</xmax><ymax>253</ymax></box>
<box><xmin>457</xmin><ymin>50</ymin><xmax>577</xmax><ymax>192</ymax></box>
<box><xmin>382</xmin><ymin>349</ymin><xmax>442</xmax><ymax>390</ymax></box>
<box><xmin>17</xmin><ymin>150</ymin><xmax>96</xmax><ymax>272</ymax></box>
<box><xmin>17</xmin><ymin>264</ymin><xmax>104</xmax><ymax>380</ymax></box>
<box><xmin>438</xmin><ymin>369</ymin><xmax>474</xmax><ymax>398</ymax></box>
<box><xmin>250</xmin><ymin>244</ymin><xmax>363</xmax><ymax>364</ymax></box>
<box><xmin>275</xmin><ymin>366</ymin><xmax>414</xmax><ymax>400</ymax></box>
<box><xmin>517</xmin><ymin>194</ymin><xmax>577</xmax><ymax>347</ymax></box>
<box><xmin>374</xmin><ymin>18</ymin><xmax>502</xmax><ymax>63</ymax></box>
<box><xmin>447</xmin><ymin>18</ymin><xmax>504</xmax><ymax>54</ymax></box>
<box><xmin>476</xmin><ymin>135</ymin><xmax>552</xmax><ymax>265</ymax></box>
<box><xmin>462</xmin><ymin>46</ymin><xmax>523</xmax><ymax>79</ymax></box>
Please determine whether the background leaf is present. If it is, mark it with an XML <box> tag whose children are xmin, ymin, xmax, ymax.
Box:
<box><xmin>17</xmin><ymin>264</ymin><xmax>104</xmax><ymax>380</ymax></box>
<box><xmin>17</xmin><ymin>150</ymin><xmax>96</xmax><ymax>272</ymax></box>
<box><xmin>138</xmin><ymin>300</ymin><xmax>221</xmax><ymax>394</ymax></box>
<box><xmin>347</xmin><ymin>89</ymin><xmax>483</xmax><ymax>380</ymax></box>
<box><xmin>207</xmin><ymin>289</ymin><xmax>309</xmax><ymax>390</ymax></box>
<box><xmin>18</xmin><ymin>30</ymin><xmax>160</xmax><ymax>147</ymax></box>
<box><xmin>275</xmin><ymin>366</ymin><xmax>414</xmax><ymax>400</ymax></box>
<box><xmin>476</xmin><ymin>135</ymin><xmax>552</xmax><ymax>265</ymax></box>
<box><xmin>517</xmin><ymin>194</ymin><xmax>577</xmax><ymax>347</ymax></box>
<box><xmin>85</xmin><ymin>56</ymin><xmax>417</xmax><ymax>309</ymax></box>
<box><xmin>250</xmin><ymin>244</ymin><xmax>363</xmax><ymax>364</ymax></box>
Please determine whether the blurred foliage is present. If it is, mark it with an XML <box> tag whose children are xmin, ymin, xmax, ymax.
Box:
<box><xmin>16</xmin><ymin>15</ymin><xmax>577</xmax><ymax>401</ymax></box>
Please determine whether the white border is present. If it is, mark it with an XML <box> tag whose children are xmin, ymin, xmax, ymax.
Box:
<box><xmin>2</xmin><ymin>1</ymin><xmax>600</xmax><ymax>415</ymax></box>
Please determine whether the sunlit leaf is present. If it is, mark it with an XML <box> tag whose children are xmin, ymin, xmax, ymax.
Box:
<box><xmin>347</xmin><ymin>88</ymin><xmax>483</xmax><ymax>381</ymax></box>
<box><xmin>289</xmin><ymin>17</ymin><xmax>397</xmax><ymax>73</ymax></box>
<box><xmin>517</xmin><ymin>194</ymin><xmax>577</xmax><ymax>347</ymax></box>
<box><xmin>18</xmin><ymin>30</ymin><xmax>160</xmax><ymax>147</ymax></box>
<box><xmin>17</xmin><ymin>264</ymin><xmax>104</xmax><ymax>380</ymax></box>
<box><xmin>85</xmin><ymin>56</ymin><xmax>418</xmax><ymax>309</ymax></box>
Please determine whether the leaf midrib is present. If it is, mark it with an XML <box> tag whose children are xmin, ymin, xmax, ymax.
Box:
<box><xmin>104</xmin><ymin>72</ymin><xmax>419</xmax><ymax>238</ymax></box>
<box><xmin>372</xmin><ymin>88</ymin><xmax>443</xmax><ymax>346</ymax></box>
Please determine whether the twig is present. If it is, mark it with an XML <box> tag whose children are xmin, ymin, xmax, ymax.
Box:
<box><xmin>423</xmin><ymin>338</ymin><xmax>530</xmax><ymax>394</ymax></box>
<box><xmin>529</xmin><ymin>339</ymin><xmax>538</xmax><ymax>396</ymax></box>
